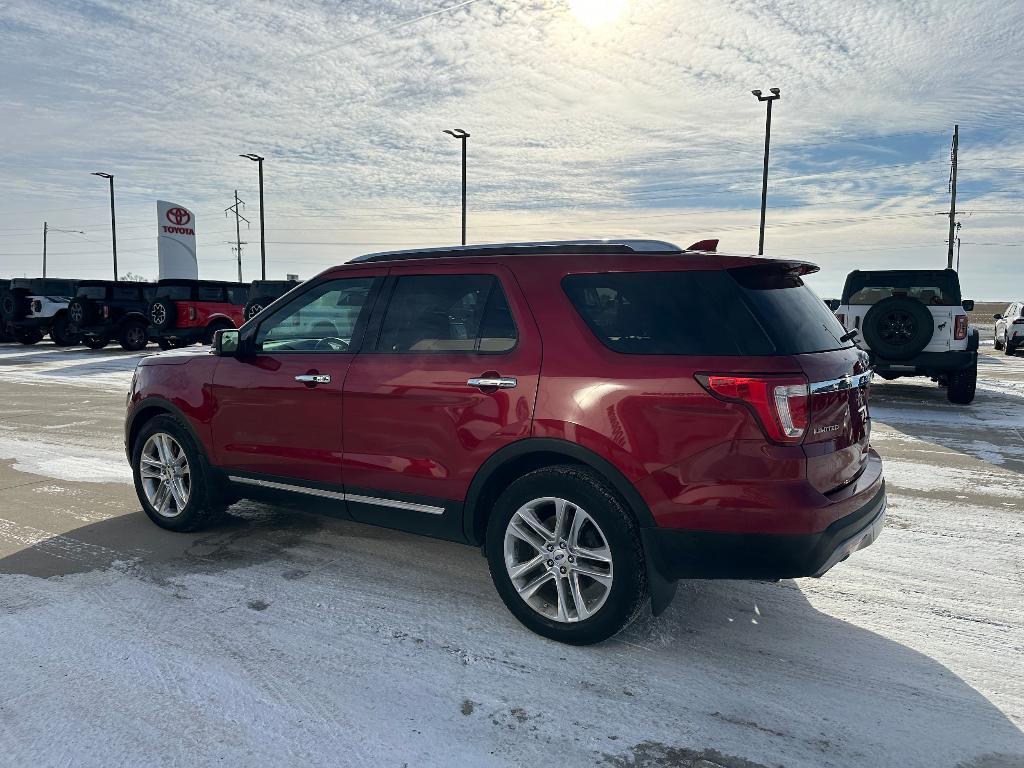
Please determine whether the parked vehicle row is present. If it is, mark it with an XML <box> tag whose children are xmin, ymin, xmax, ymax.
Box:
<box><xmin>0</xmin><ymin>277</ymin><xmax>298</xmax><ymax>350</ymax></box>
<box><xmin>994</xmin><ymin>303</ymin><xmax>1024</xmax><ymax>355</ymax></box>
<box><xmin>125</xmin><ymin>239</ymin><xmax>886</xmax><ymax>644</ymax></box>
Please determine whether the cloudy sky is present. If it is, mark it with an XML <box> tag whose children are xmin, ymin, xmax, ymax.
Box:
<box><xmin>1</xmin><ymin>0</ymin><xmax>1021</xmax><ymax>298</ymax></box>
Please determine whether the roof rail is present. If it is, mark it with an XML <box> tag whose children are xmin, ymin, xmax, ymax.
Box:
<box><xmin>349</xmin><ymin>239</ymin><xmax>683</xmax><ymax>264</ymax></box>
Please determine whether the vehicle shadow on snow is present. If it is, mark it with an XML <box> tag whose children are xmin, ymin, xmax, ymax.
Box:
<box><xmin>2</xmin><ymin>503</ymin><xmax>1022</xmax><ymax>767</ymax></box>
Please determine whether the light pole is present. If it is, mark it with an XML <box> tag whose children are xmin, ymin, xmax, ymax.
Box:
<box><xmin>42</xmin><ymin>222</ymin><xmax>85</xmax><ymax>277</ymax></box>
<box><xmin>751</xmin><ymin>88</ymin><xmax>781</xmax><ymax>255</ymax></box>
<box><xmin>239</xmin><ymin>154</ymin><xmax>266</xmax><ymax>279</ymax></box>
<box><xmin>443</xmin><ymin>129</ymin><xmax>470</xmax><ymax>245</ymax></box>
<box><xmin>91</xmin><ymin>172</ymin><xmax>118</xmax><ymax>280</ymax></box>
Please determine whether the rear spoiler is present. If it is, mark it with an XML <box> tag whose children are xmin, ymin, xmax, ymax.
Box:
<box><xmin>686</xmin><ymin>239</ymin><xmax>719</xmax><ymax>252</ymax></box>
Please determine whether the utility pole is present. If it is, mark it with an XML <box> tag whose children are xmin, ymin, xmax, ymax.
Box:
<box><xmin>91</xmin><ymin>172</ymin><xmax>118</xmax><ymax>280</ymax></box>
<box><xmin>43</xmin><ymin>222</ymin><xmax>47</xmax><ymax>278</ymax></box>
<box><xmin>239</xmin><ymin>154</ymin><xmax>266</xmax><ymax>279</ymax></box>
<box><xmin>225</xmin><ymin>191</ymin><xmax>250</xmax><ymax>283</ymax></box>
<box><xmin>751</xmin><ymin>88</ymin><xmax>781</xmax><ymax>255</ymax></box>
<box><xmin>443</xmin><ymin>129</ymin><xmax>470</xmax><ymax>245</ymax></box>
<box><xmin>947</xmin><ymin>124</ymin><xmax>959</xmax><ymax>270</ymax></box>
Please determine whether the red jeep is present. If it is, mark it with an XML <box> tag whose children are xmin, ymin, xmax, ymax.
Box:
<box><xmin>147</xmin><ymin>279</ymin><xmax>249</xmax><ymax>349</ymax></box>
<box><xmin>125</xmin><ymin>240</ymin><xmax>885</xmax><ymax>644</ymax></box>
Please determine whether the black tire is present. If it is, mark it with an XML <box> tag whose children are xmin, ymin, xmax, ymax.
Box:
<box><xmin>862</xmin><ymin>296</ymin><xmax>934</xmax><ymax>360</ymax></box>
<box><xmin>203</xmin><ymin>319</ymin><xmax>234</xmax><ymax>345</ymax></box>
<box><xmin>2</xmin><ymin>290</ymin><xmax>29</xmax><ymax>320</ymax></box>
<box><xmin>119</xmin><ymin>319</ymin><xmax>149</xmax><ymax>351</ymax></box>
<box><xmin>244</xmin><ymin>297</ymin><xmax>271</xmax><ymax>321</ymax></box>
<box><xmin>131</xmin><ymin>414</ymin><xmax>227</xmax><ymax>532</ymax></box>
<box><xmin>947</xmin><ymin>362</ymin><xmax>977</xmax><ymax>404</ymax></box>
<box><xmin>149</xmin><ymin>298</ymin><xmax>175</xmax><ymax>330</ymax></box>
<box><xmin>484</xmin><ymin>465</ymin><xmax>648</xmax><ymax>645</ymax></box>
<box><xmin>1007</xmin><ymin>343</ymin><xmax>1017</xmax><ymax>357</ymax></box>
<box><xmin>156</xmin><ymin>337</ymin><xmax>188</xmax><ymax>351</ymax></box>
<box><xmin>994</xmin><ymin>333</ymin><xmax>1004</xmax><ymax>351</ymax></box>
<box><xmin>15</xmin><ymin>327</ymin><xmax>43</xmax><ymax>345</ymax></box>
<box><xmin>83</xmin><ymin>336</ymin><xmax>110</xmax><ymax>350</ymax></box>
<box><xmin>49</xmin><ymin>314</ymin><xmax>79</xmax><ymax>346</ymax></box>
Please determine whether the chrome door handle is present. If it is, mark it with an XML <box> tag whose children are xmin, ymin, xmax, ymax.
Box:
<box><xmin>295</xmin><ymin>374</ymin><xmax>331</xmax><ymax>384</ymax></box>
<box><xmin>467</xmin><ymin>376</ymin><xmax>517</xmax><ymax>389</ymax></box>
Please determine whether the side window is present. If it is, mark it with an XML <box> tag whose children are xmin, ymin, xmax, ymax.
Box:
<box><xmin>255</xmin><ymin>277</ymin><xmax>376</xmax><ymax>353</ymax></box>
<box><xmin>113</xmin><ymin>285</ymin><xmax>138</xmax><ymax>301</ymax></box>
<box><xmin>197</xmin><ymin>286</ymin><xmax>223</xmax><ymax>301</ymax></box>
<box><xmin>376</xmin><ymin>274</ymin><xmax>517</xmax><ymax>353</ymax></box>
<box><xmin>228</xmin><ymin>285</ymin><xmax>250</xmax><ymax>305</ymax></box>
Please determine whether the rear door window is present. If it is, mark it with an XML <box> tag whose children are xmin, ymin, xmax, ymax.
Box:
<box><xmin>79</xmin><ymin>286</ymin><xmax>108</xmax><ymax>300</ymax></box>
<box><xmin>197</xmin><ymin>286</ymin><xmax>224</xmax><ymax>301</ymax></box>
<box><xmin>227</xmin><ymin>285</ymin><xmax>250</xmax><ymax>304</ymax></box>
<box><xmin>376</xmin><ymin>274</ymin><xmax>517</xmax><ymax>353</ymax></box>
<box><xmin>113</xmin><ymin>285</ymin><xmax>140</xmax><ymax>301</ymax></box>
<box><xmin>161</xmin><ymin>286</ymin><xmax>192</xmax><ymax>300</ymax></box>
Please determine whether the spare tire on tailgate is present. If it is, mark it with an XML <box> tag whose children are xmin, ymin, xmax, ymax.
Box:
<box><xmin>1</xmin><ymin>289</ymin><xmax>29</xmax><ymax>320</ymax></box>
<box><xmin>67</xmin><ymin>298</ymin><xmax>94</xmax><ymax>327</ymax></box>
<box><xmin>862</xmin><ymin>295</ymin><xmax>933</xmax><ymax>360</ymax></box>
<box><xmin>149</xmin><ymin>299</ymin><xmax>175</xmax><ymax>329</ymax></box>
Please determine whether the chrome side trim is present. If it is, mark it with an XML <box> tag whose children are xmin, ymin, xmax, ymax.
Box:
<box><xmin>228</xmin><ymin>475</ymin><xmax>347</xmax><ymax>501</ymax></box>
<box><xmin>226</xmin><ymin>476</ymin><xmax>445</xmax><ymax>515</ymax></box>
<box><xmin>345</xmin><ymin>493</ymin><xmax>445</xmax><ymax>516</ymax></box>
<box><xmin>809</xmin><ymin>370</ymin><xmax>873</xmax><ymax>394</ymax></box>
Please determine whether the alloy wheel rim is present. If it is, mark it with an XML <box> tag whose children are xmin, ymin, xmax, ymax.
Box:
<box><xmin>503</xmin><ymin>497</ymin><xmax>613</xmax><ymax>623</ymax></box>
<box><xmin>151</xmin><ymin>305</ymin><xmax>166</xmax><ymax>325</ymax></box>
<box><xmin>248</xmin><ymin>303</ymin><xmax>263</xmax><ymax>319</ymax></box>
<box><xmin>139</xmin><ymin>433</ymin><xmax>191</xmax><ymax>518</ymax></box>
<box><xmin>69</xmin><ymin>304</ymin><xmax>82</xmax><ymax>323</ymax></box>
<box><xmin>128</xmin><ymin>326</ymin><xmax>145</xmax><ymax>345</ymax></box>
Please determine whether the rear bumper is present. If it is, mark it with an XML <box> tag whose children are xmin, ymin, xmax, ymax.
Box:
<box><xmin>871</xmin><ymin>349</ymin><xmax>976</xmax><ymax>372</ymax></box>
<box><xmin>641</xmin><ymin>481</ymin><xmax>886</xmax><ymax>581</ymax></box>
<box><xmin>147</xmin><ymin>326</ymin><xmax>204</xmax><ymax>343</ymax></box>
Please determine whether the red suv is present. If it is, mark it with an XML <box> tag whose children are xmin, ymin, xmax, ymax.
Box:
<box><xmin>147</xmin><ymin>279</ymin><xmax>249</xmax><ymax>349</ymax></box>
<box><xmin>125</xmin><ymin>240</ymin><xmax>885</xmax><ymax>644</ymax></box>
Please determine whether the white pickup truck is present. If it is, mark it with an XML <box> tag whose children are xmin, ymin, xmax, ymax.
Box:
<box><xmin>0</xmin><ymin>277</ymin><xmax>80</xmax><ymax>345</ymax></box>
<box><xmin>827</xmin><ymin>269</ymin><xmax>979</xmax><ymax>404</ymax></box>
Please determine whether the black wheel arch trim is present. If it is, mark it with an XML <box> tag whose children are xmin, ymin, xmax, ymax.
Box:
<box><xmin>125</xmin><ymin>396</ymin><xmax>209</xmax><ymax>466</ymax></box>
<box><xmin>462</xmin><ymin>437</ymin><xmax>657</xmax><ymax>545</ymax></box>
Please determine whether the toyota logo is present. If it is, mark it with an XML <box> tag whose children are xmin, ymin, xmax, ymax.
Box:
<box><xmin>166</xmin><ymin>207</ymin><xmax>192</xmax><ymax>226</ymax></box>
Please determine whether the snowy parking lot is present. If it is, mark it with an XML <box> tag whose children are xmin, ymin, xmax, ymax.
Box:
<box><xmin>0</xmin><ymin>343</ymin><xmax>1022</xmax><ymax>768</ymax></box>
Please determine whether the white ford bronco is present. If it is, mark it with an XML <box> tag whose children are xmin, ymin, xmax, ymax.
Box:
<box><xmin>827</xmin><ymin>269</ymin><xmax>978</xmax><ymax>404</ymax></box>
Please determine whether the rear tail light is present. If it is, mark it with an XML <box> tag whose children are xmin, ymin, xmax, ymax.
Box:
<box><xmin>103</xmin><ymin>305</ymin><xmax>110</xmax><ymax>319</ymax></box>
<box><xmin>188</xmin><ymin>306</ymin><xmax>197</xmax><ymax>321</ymax></box>
<box><xmin>835</xmin><ymin>313</ymin><xmax>845</xmax><ymax>327</ymax></box>
<box><xmin>697</xmin><ymin>374</ymin><xmax>809</xmax><ymax>444</ymax></box>
<box><xmin>954</xmin><ymin>315</ymin><xmax>968</xmax><ymax>340</ymax></box>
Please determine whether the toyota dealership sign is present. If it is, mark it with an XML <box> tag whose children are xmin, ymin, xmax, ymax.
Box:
<box><xmin>157</xmin><ymin>200</ymin><xmax>199</xmax><ymax>279</ymax></box>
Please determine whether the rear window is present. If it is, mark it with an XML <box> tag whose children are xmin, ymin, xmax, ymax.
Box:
<box><xmin>227</xmin><ymin>285</ymin><xmax>250</xmax><ymax>304</ymax></box>
<box><xmin>160</xmin><ymin>286</ymin><xmax>192</xmax><ymax>300</ymax></box>
<box><xmin>113</xmin><ymin>284</ymin><xmax>140</xmax><ymax>301</ymax></box>
<box><xmin>563</xmin><ymin>268</ymin><xmax>849</xmax><ymax>357</ymax></box>
<box><xmin>197</xmin><ymin>286</ymin><xmax>224</xmax><ymax>301</ymax></box>
<box><xmin>79</xmin><ymin>286</ymin><xmax>107</xmax><ymax>300</ymax></box>
<box><xmin>842</xmin><ymin>270</ymin><xmax>961</xmax><ymax>305</ymax></box>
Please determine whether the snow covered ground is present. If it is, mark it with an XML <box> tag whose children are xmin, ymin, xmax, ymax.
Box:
<box><xmin>0</xmin><ymin>343</ymin><xmax>1022</xmax><ymax>768</ymax></box>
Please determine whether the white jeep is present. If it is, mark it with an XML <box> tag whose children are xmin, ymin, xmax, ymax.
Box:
<box><xmin>827</xmin><ymin>269</ymin><xmax>978</xmax><ymax>404</ymax></box>
<box><xmin>1</xmin><ymin>278</ymin><xmax>79</xmax><ymax>346</ymax></box>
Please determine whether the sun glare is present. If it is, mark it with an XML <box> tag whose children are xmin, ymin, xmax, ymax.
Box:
<box><xmin>569</xmin><ymin>0</ymin><xmax>628</xmax><ymax>27</ymax></box>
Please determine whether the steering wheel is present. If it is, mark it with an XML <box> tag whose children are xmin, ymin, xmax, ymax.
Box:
<box><xmin>314</xmin><ymin>336</ymin><xmax>349</xmax><ymax>352</ymax></box>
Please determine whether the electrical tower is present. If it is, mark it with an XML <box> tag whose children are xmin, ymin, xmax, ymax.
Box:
<box><xmin>225</xmin><ymin>190</ymin><xmax>250</xmax><ymax>283</ymax></box>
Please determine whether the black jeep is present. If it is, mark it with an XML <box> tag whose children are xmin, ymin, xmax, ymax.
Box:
<box><xmin>67</xmin><ymin>280</ymin><xmax>157</xmax><ymax>351</ymax></box>
<box><xmin>1</xmin><ymin>278</ymin><xmax>79</xmax><ymax>346</ymax></box>
<box><xmin>0</xmin><ymin>280</ymin><xmax>14</xmax><ymax>342</ymax></box>
<box><xmin>243</xmin><ymin>279</ymin><xmax>300</xmax><ymax>321</ymax></box>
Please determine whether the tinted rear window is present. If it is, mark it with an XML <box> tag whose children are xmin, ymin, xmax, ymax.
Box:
<box><xmin>79</xmin><ymin>286</ymin><xmax>107</xmax><ymax>300</ymax></box>
<box><xmin>563</xmin><ymin>269</ymin><xmax>849</xmax><ymax>356</ymax></box>
<box><xmin>160</xmin><ymin>286</ymin><xmax>192</xmax><ymax>300</ymax></box>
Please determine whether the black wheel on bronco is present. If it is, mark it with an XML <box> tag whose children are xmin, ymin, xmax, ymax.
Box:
<box><xmin>862</xmin><ymin>296</ymin><xmax>933</xmax><ymax>360</ymax></box>
<box><xmin>119</xmin><ymin>319</ymin><xmax>149</xmax><ymax>351</ymax></box>
<box><xmin>149</xmin><ymin>299</ymin><xmax>175</xmax><ymax>330</ymax></box>
<box><xmin>15</xmin><ymin>327</ymin><xmax>44</xmax><ymax>345</ymax></box>
<box><xmin>947</xmin><ymin>362</ymin><xmax>977</xmax><ymax>404</ymax></box>
<box><xmin>67</xmin><ymin>298</ymin><xmax>93</xmax><ymax>327</ymax></box>
<box><xmin>244</xmin><ymin>297</ymin><xmax>270</xmax><ymax>321</ymax></box>
<box><xmin>83</xmin><ymin>336</ymin><xmax>109</xmax><ymax>350</ymax></box>
<box><xmin>49</xmin><ymin>313</ymin><xmax>79</xmax><ymax>346</ymax></box>
<box><xmin>131</xmin><ymin>414</ymin><xmax>227</xmax><ymax>532</ymax></box>
<box><xmin>156</xmin><ymin>337</ymin><xmax>190</xmax><ymax>350</ymax></box>
<box><xmin>1</xmin><ymin>290</ymin><xmax>28</xmax><ymax>320</ymax></box>
<box><xmin>485</xmin><ymin>465</ymin><xmax>648</xmax><ymax>645</ymax></box>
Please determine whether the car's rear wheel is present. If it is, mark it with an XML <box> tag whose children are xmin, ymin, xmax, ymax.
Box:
<box><xmin>485</xmin><ymin>465</ymin><xmax>648</xmax><ymax>645</ymax></box>
<box><xmin>994</xmin><ymin>333</ymin><xmax>1004</xmax><ymax>351</ymax></box>
<box><xmin>947</xmin><ymin>362</ymin><xmax>977</xmax><ymax>404</ymax></box>
<box><xmin>50</xmin><ymin>314</ymin><xmax>78</xmax><ymax>346</ymax></box>
<box><xmin>119</xmin><ymin>319</ymin><xmax>148</xmax><ymax>351</ymax></box>
<box><xmin>132</xmin><ymin>414</ymin><xmax>226</xmax><ymax>531</ymax></box>
<box><xmin>1004</xmin><ymin>335</ymin><xmax>1015</xmax><ymax>356</ymax></box>
<box><xmin>83</xmin><ymin>336</ymin><xmax>109</xmax><ymax>350</ymax></box>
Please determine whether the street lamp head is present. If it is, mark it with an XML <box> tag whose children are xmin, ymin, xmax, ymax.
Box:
<box><xmin>443</xmin><ymin>128</ymin><xmax>470</xmax><ymax>139</ymax></box>
<box><xmin>769</xmin><ymin>87</ymin><xmax>781</xmax><ymax>95</ymax></box>
<box><xmin>751</xmin><ymin>89</ymin><xmax>762</xmax><ymax>98</ymax></box>
<box><xmin>240</xmin><ymin>153</ymin><xmax>264</xmax><ymax>162</ymax></box>
<box><xmin>91</xmin><ymin>172</ymin><xmax>113</xmax><ymax>179</ymax></box>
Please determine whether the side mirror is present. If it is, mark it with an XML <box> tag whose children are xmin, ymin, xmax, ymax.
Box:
<box><xmin>825</xmin><ymin>299</ymin><xmax>841</xmax><ymax>311</ymax></box>
<box><xmin>961</xmin><ymin>299</ymin><xmax>975</xmax><ymax>312</ymax></box>
<box><xmin>993</xmin><ymin>313</ymin><xmax>1002</xmax><ymax>320</ymax></box>
<box><xmin>213</xmin><ymin>328</ymin><xmax>240</xmax><ymax>357</ymax></box>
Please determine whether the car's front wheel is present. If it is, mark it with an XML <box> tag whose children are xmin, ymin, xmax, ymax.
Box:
<box><xmin>994</xmin><ymin>332</ymin><xmax>1005</xmax><ymax>351</ymax></box>
<box><xmin>485</xmin><ymin>465</ymin><xmax>648</xmax><ymax>645</ymax></box>
<box><xmin>83</xmin><ymin>335</ymin><xmax>109</xmax><ymax>350</ymax></box>
<box><xmin>119</xmin><ymin>319</ymin><xmax>148</xmax><ymax>351</ymax></box>
<box><xmin>132</xmin><ymin>414</ymin><xmax>226</xmax><ymax>531</ymax></box>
